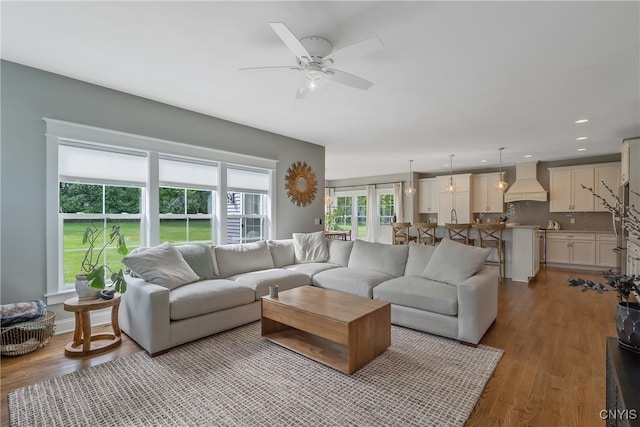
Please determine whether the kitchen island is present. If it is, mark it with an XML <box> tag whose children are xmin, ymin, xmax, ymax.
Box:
<box><xmin>426</xmin><ymin>224</ymin><xmax>541</xmax><ymax>283</ymax></box>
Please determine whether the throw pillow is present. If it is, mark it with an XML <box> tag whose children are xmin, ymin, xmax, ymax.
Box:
<box><xmin>124</xmin><ymin>247</ymin><xmax>147</xmax><ymax>278</ymax></box>
<box><xmin>122</xmin><ymin>242</ymin><xmax>200</xmax><ymax>290</ymax></box>
<box><xmin>175</xmin><ymin>243</ymin><xmax>217</xmax><ymax>280</ymax></box>
<box><xmin>267</xmin><ymin>239</ymin><xmax>295</xmax><ymax>268</ymax></box>
<box><xmin>293</xmin><ymin>231</ymin><xmax>330</xmax><ymax>264</ymax></box>
<box><xmin>422</xmin><ymin>238</ymin><xmax>490</xmax><ymax>285</ymax></box>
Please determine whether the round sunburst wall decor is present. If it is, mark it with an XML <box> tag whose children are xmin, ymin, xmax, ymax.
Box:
<box><xmin>285</xmin><ymin>161</ymin><xmax>317</xmax><ymax>207</ymax></box>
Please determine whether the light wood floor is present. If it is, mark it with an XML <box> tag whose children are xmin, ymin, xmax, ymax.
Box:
<box><xmin>1</xmin><ymin>267</ymin><xmax>616</xmax><ymax>426</ymax></box>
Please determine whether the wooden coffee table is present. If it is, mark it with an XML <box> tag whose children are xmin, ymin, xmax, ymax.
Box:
<box><xmin>261</xmin><ymin>286</ymin><xmax>390</xmax><ymax>374</ymax></box>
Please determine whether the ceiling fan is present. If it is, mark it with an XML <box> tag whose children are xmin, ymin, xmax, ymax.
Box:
<box><xmin>240</xmin><ymin>23</ymin><xmax>383</xmax><ymax>99</ymax></box>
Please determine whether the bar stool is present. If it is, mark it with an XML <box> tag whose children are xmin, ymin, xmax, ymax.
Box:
<box><xmin>414</xmin><ymin>223</ymin><xmax>439</xmax><ymax>246</ymax></box>
<box><xmin>391</xmin><ymin>222</ymin><xmax>412</xmax><ymax>245</ymax></box>
<box><xmin>474</xmin><ymin>223</ymin><xmax>506</xmax><ymax>281</ymax></box>
<box><xmin>445</xmin><ymin>223</ymin><xmax>474</xmax><ymax>246</ymax></box>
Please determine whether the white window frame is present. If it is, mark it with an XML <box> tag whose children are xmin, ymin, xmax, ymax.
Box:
<box><xmin>332</xmin><ymin>190</ymin><xmax>366</xmax><ymax>238</ymax></box>
<box><xmin>45</xmin><ymin>118</ymin><xmax>278</xmax><ymax>302</ymax></box>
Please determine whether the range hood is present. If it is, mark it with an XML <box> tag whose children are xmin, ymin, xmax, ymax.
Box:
<box><xmin>504</xmin><ymin>161</ymin><xmax>548</xmax><ymax>202</ymax></box>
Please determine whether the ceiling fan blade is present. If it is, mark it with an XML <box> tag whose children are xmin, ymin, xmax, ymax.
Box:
<box><xmin>238</xmin><ymin>65</ymin><xmax>299</xmax><ymax>71</ymax></box>
<box><xmin>326</xmin><ymin>69</ymin><xmax>373</xmax><ymax>90</ymax></box>
<box><xmin>269</xmin><ymin>22</ymin><xmax>312</xmax><ymax>63</ymax></box>
<box><xmin>322</xmin><ymin>37</ymin><xmax>383</xmax><ymax>64</ymax></box>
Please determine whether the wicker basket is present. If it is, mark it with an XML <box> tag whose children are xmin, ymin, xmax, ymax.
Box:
<box><xmin>1</xmin><ymin>311</ymin><xmax>56</xmax><ymax>356</ymax></box>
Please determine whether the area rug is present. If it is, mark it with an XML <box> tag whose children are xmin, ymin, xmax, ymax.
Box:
<box><xmin>9</xmin><ymin>322</ymin><xmax>503</xmax><ymax>426</ymax></box>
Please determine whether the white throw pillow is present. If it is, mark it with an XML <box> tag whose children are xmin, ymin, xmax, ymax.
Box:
<box><xmin>293</xmin><ymin>231</ymin><xmax>330</xmax><ymax>264</ymax></box>
<box><xmin>122</xmin><ymin>242</ymin><xmax>200</xmax><ymax>290</ymax></box>
<box><xmin>422</xmin><ymin>239</ymin><xmax>490</xmax><ymax>285</ymax></box>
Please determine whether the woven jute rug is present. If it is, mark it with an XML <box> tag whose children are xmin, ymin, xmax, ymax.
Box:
<box><xmin>9</xmin><ymin>322</ymin><xmax>503</xmax><ymax>426</ymax></box>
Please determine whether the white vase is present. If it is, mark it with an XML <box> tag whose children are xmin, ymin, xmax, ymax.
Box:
<box><xmin>75</xmin><ymin>274</ymin><xmax>100</xmax><ymax>301</ymax></box>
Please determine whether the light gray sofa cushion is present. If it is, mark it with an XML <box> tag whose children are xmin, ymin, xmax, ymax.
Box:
<box><xmin>267</xmin><ymin>239</ymin><xmax>295</xmax><ymax>268</ymax></box>
<box><xmin>175</xmin><ymin>243</ymin><xmax>217</xmax><ymax>280</ymax></box>
<box><xmin>423</xmin><ymin>239</ymin><xmax>490</xmax><ymax>285</ymax></box>
<box><xmin>373</xmin><ymin>276</ymin><xmax>458</xmax><ymax>316</ymax></box>
<box><xmin>326</xmin><ymin>239</ymin><xmax>354</xmax><ymax>267</ymax></box>
<box><xmin>312</xmin><ymin>267</ymin><xmax>394</xmax><ymax>298</ymax></box>
<box><xmin>214</xmin><ymin>241</ymin><xmax>274</xmax><ymax>278</ymax></box>
<box><xmin>169</xmin><ymin>279</ymin><xmax>255</xmax><ymax>321</ymax></box>
<box><xmin>404</xmin><ymin>244</ymin><xmax>437</xmax><ymax>277</ymax></box>
<box><xmin>122</xmin><ymin>242</ymin><xmax>200</xmax><ymax>290</ymax></box>
<box><xmin>347</xmin><ymin>240</ymin><xmax>409</xmax><ymax>278</ymax></box>
<box><xmin>283</xmin><ymin>262</ymin><xmax>340</xmax><ymax>278</ymax></box>
<box><xmin>230</xmin><ymin>269</ymin><xmax>310</xmax><ymax>299</ymax></box>
<box><xmin>293</xmin><ymin>231</ymin><xmax>330</xmax><ymax>263</ymax></box>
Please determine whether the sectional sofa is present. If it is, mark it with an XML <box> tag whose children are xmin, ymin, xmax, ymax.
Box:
<box><xmin>119</xmin><ymin>233</ymin><xmax>498</xmax><ymax>355</ymax></box>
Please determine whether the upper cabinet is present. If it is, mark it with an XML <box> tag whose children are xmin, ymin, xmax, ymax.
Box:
<box><xmin>418</xmin><ymin>178</ymin><xmax>438</xmax><ymax>214</ymax></box>
<box><xmin>471</xmin><ymin>172</ymin><xmax>505</xmax><ymax>213</ymax></box>
<box><xmin>594</xmin><ymin>163</ymin><xmax>621</xmax><ymax>212</ymax></box>
<box><xmin>548</xmin><ymin>162</ymin><xmax>620</xmax><ymax>212</ymax></box>
<box><xmin>436</xmin><ymin>174</ymin><xmax>472</xmax><ymax>226</ymax></box>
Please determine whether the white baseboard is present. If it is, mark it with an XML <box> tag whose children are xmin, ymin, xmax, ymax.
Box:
<box><xmin>54</xmin><ymin>308</ymin><xmax>113</xmax><ymax>335</ymax></box>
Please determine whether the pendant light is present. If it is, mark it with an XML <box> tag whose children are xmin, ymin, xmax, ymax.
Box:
<box><xmin>495</xmin><ymin>147</ymin><xmax>508</xmax><ymax>192</ymax></box>
<box><xmin>405</xmin><ymin>160</ymin><xmax>416</xmax><ymax>197</ymax></box>
<box><xmin>324</xmin><ymin>188</ymin><xmax>333</xmax><ymax>206</ymax></box>
<box><xmin>447</xmin><ymin>154</ymin><xmax>456</xmax><ymax>194</ymax></box>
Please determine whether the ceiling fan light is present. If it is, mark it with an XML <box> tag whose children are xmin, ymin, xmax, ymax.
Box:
<box><xmin>299</xmin><ymin>67</ymin><xmax>326</xmax><ymax>95</ymax></box>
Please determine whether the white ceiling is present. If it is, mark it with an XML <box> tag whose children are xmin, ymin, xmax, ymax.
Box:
<box><xmin>2</xmin><ymin>1</ymin><xmax>639</xmax><ymax>180</ymax></box>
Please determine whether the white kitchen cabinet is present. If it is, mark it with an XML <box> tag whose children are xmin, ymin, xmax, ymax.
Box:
<box><xmin>436</xmin><ymin>174</ymin><xmax>472</xmax><ymax>226</ymax></box>
<box><xmin>594</xmin><ymin>164</ymin><xmax>621</xmax><ymax>212</ymax></box>
<box><xmin>546</xmin><ymin>232</ymin><xmax>595</xmax><ymax>265</ymax></box>
<box><xmin>511</xmin><ymin>227</ymin><xmax>540</xmax><ymax>282</ymax></box>
<box><xmin>627</xmin><ymin>241</ymin><xmax>640</xmax><ymax>276</ymax></box>
<box><xmin>471</xmin><ymin>172</ymin><xmax>505</xmax><ymax>213</ymax></box>
<box><xmin>595</xmin><ymin>233</ymin><xmax>618</xmax><ymax>268</ymax></box>
<box><xmin>548</xmin><ymin>163</ymin><xmax>620</xmax><ymax>212</ymax></box>
<box><xmin>418</xmin><ymin>178</ymin><xmax>438</xmax><ymax>214</ymax></box>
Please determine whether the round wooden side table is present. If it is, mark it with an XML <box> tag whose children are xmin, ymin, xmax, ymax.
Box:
<box><xmin>63</xmin><ymin>294</ymin><xmax>121</xmax><ymax>357</ymax></box>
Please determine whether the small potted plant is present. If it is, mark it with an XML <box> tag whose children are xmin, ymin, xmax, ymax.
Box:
<box><xmin>569</xmin><ymin>180</ymin><xmax>640</xmax><ymax>352</ymax></box>
<box><xmin>76</xmin><ymin>224</ymin><xmax>129</xmax><ymax>300</ymax></box>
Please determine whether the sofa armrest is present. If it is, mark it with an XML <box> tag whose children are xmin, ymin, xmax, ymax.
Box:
<box><xmin>119</xmin><ymin>276</ymin><xmax>171</xmax><ymax>355</ymax></box>
<box><xmin>456</xmin><ymin>269</ymin><xmax>498</xmax><ymax>344</ymax></box>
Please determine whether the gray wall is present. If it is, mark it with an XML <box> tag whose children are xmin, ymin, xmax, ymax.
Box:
<box><xmin>0</xmin><ymin>60</ymin><xmax>325</xmax><ymax>304</ymax></box>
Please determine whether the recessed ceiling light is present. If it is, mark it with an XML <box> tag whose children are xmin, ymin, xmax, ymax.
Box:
<box><xmin>524</xmin><ymin>154</ymin><xmax>533</xmax><ymax>158</ymax></box>
<box><xmin>577</xmin><ymin>148</ymin><xmax>587</xmax><ymax>152</ymax></box>
<box><xmin>480</xmin><ymin>159</ymin><xmax>488</xmax><ymax>163</ymax></box>
<box><xmin>443</xmin><ymin>163</ymin><xmax>449</xmax><ymax>167</ymax></box>
<box><xmin>575</xmin><ymin>119</ymin><xmax>589</xmax><ymax>124</ymax></box>
<box><xmin>576</xmin><ymin>136</ymin><xmax>588</xmax><ymax>141</ymax></box>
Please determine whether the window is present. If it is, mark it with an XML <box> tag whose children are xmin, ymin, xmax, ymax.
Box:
<box><xmin>335</xmin><ymin>196</ymin><xmax>352</xmax><ymax>231</ymax></box>
<box><xmin>356</xmin><ymin>195</ymin><xmax>367</xmax><ymax>238</ymax></box>
<box><xmin>58</xmin><ymin>144</ymin><xmax>145</xmax><ymax>289</ymax></box>
<box><xmin>159</xmin><ymin>157</ymin><xmax>217</xmax><ymax>244</ymax></box>
<box><xmin>379</xmin><ymin>193</ymin><xmax>395</xmax><ymax>225</ymax></box>
<box><xmin>47</xmin><ymin>118</ymin><xmax>277</xmax><ymax>297</ymax></box>
<box><xmin>226</xmin><ymin>167</ymin><xmax>270</xmax><ymax>244</ymax></box>
<box><xmin>330</xmin><ymin>192</ymin><xmax>367</xmax><ymax>237</ymax></box>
